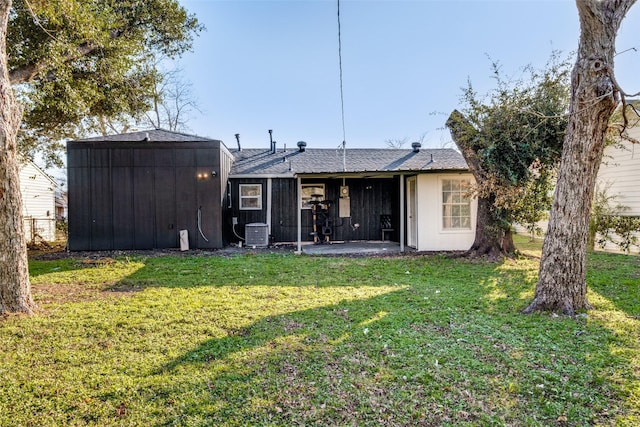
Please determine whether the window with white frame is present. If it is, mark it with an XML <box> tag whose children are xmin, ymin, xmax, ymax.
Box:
<box><xmin>239</xmin><ymin>184</ymin><xmax>262</xmax><ymax>210</ymax></box>
<box><xmin>301</xmin><ymin>184</ymin><xmax>325</xmax><ymax>209</ymax></box>
<box><xmin>442</xmin><ymin>178</ymin><xmax>472</xmax><ymax>229</ymax></box>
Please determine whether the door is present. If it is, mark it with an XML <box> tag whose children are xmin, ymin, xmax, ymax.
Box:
<box><xmin>407</xmin><ymin>177</ymin><xmax>417</xmax><ymax>248</ymax></box>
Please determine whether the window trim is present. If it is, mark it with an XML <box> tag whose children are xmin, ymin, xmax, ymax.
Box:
<box><xmin>239</xmin><ymin>183</ymin><xmax>263</xmax><ymax>210</ymax></box>
<box><xmin>441</xmin><ymin>178</ymin><xmax>472</xmax><ymax>230</ymax></box>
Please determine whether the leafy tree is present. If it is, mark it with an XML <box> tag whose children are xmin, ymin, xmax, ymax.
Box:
<box><xmin>0</xmin><ymin>0</ymin><xmax>201</xmax><ymax>314</ymax></box>
<box><xmin>446</xmin><ymin>54</ymin><xmax>571</xmax><ymax>259</ymax></box>
<box><xmin>10</xmin><ymin>0</ymin><xmax>202</xmax><ymax>167</ymax></box>
<box><xmin>589</xmin><ymin>182</ymin><xmax>640</xmax><ymax>253</ymax></box>
<box><xmin>524</xmin><ymin>0</ymin><xmax>638</xmax><ymax>315</ymax></box>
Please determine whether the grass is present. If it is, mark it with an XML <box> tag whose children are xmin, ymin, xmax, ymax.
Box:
<box><xmin>1</xmin><ymin>236</ymin><xmax>638</xmax><ymax>426</ymax></box>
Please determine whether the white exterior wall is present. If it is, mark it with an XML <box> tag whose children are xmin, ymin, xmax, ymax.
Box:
<box><xmin>415</xmin><ymin>173</ymin><xmax>477</xmax><ymax>251</ymax></box>
<box><xmin>598</xmin><ymin>132</ymin><xmax>640</xmax><ymax>215</ymax></box>
<box><xmin>19</xmin><ymin>161</ymin><xmax>57</xmax><ymax>242</ymax></box>
<box><xmin>595</xmin><ymin>129</ymin><xmax>640</xmax><ymax>253</ymax></box>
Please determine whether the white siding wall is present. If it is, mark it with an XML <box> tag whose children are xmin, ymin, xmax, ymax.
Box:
<box><xmin>415</xmin><ymin>173</ymin><xmax>477</xmax><ymax>251</ymax></box>
<box><xmin>595</xmin><ymin>127</ymin><xmax>640</xmax><ymax>253</ymax></box>
<box><xmin>598</xmin><ymin>130</ymin><xmax>640</xmax><ymax>215</ymax></box>
<box><xmin>19</xmin><ymin>161</ymin><xmax>57</xmax><ymax>242</ymax></box>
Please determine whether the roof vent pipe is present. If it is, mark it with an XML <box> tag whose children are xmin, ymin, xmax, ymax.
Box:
<box><xmin>143</xmin><ymin>132</ymin><xmax>150</xmax><ymax>141</ymax></box>
<box><xmin>235</xmin><ymin>133</ymin><xmax>241</xmax><ymax>151</ymax></box>
<box><xmin>411</xmin><ymin>142</ymin><xmax>421</xmax><ymax>153</ymax></box>
<box><xmin>269</xmin><ymin>129</ymin><xmax>276</xmax><ymax>154</ymax></box>
<box><xmin>297</xmin><ymin>141</ymin><xmax>307</xmax><ymax>152</ymax></box>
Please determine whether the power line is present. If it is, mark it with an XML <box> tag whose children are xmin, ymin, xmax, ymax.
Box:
<box><xmin>337</xmin><ymin>0</ymin><xmax>346</xmax><ymax>145</ymax></box>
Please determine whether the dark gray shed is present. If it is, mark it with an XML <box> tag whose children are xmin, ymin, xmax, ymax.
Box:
<box><xmin>67</xmin><ymin>129</ymin><xmax>233</xmax><ymax>250</ymax></box>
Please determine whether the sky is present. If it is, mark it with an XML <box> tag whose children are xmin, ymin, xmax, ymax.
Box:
<box><xmin>169</xmin><ymin>0</ymin><xmax>640</xmax><ymax>151</ymax></box>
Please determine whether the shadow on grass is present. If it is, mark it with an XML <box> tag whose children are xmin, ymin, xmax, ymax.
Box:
<box><xmin>587</xmin><ymin>251</ymin><xmax>640</xmax><ymax>316</ymax></box>
<box><xmin>24</xmin><ymin>251</ymin><xmax>637</xmax><ymax>424</ymax></box>
<box><xmin>132</xmin><ymin>257</ymin><xmax>633</xmax><ymax>426</ymax></box>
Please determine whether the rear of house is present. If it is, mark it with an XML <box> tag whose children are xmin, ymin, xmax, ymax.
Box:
<box><xmin>67</xmin><ymin>131</ymin><xmax>477</xmax><ymax>252</ymax></box>
<box><xmin>226</xmin><ymin>142</ymin><xmax>477</xmax><ymax>252</ymax></box>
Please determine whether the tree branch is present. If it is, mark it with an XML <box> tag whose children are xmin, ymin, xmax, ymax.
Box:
<box><xmin>10</xmin><ymin>41</ymin><xmax>102</xmax><ymax>85</ymax></box>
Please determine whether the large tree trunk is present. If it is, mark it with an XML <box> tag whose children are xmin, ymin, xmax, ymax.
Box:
<box><xmin>469</xmin><ymin>195</ymin><xmax>515</xmax><ymax>259</ymax></box>
<box><xmin>0</xmin><ymin>0</ymin><xmax>34</xmax><ymax>315</ymax></box>
<box><xmin>446</xmin><ymin>109</ymin><xmax>515</xmax><ymax>259</ymax></box>
<box><xmin>524</xmin><ymin>0</ymin><xmax>636</xmax><ymax>315</ymax></box>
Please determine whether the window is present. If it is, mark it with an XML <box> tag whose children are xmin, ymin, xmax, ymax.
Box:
<box><xmin>301</xmin><ymin>184</ymin><xmax>325</xmax><ymax>209</ymax></box>
<box><xmin>442</xmin><ymin>178</ymin><xmax>472</xmax><ymax>229</ymax></box>
<box><xmin>239</xmin><ymin>184</ymin><xmax>262</xmax><ymax>210</ymax></box>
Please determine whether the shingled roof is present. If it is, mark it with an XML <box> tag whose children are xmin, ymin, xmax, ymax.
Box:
<box><xmin>72</xmin><ymin>129</ymin><xmax>220</xmax><ymax>143</ymax></box>
<box><xmin>231</xmin><ymin>147</ymin><xmax>468</xmax><ymax>176</ymax></box>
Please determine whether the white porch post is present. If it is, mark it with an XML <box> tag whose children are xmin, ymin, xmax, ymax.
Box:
<box><xmin>296</xmin><ymin>175</ymin><xmax>302</xmax><ymax>254</ymax></box>
<box><xmin>400</xmin><ymin>174</ymin><xmax>405</xmax><ymax>253</ymax></box>
<box><xmin>266</xmin><ymin>178</ymin><xmax>272</xmax><ymax>234</ymax></box>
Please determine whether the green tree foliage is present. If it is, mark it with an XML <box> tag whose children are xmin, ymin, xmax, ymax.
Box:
<box><xmin>590</xmin><ymin>182</ymin><xmax>640</xmax><ymax>253</ymax></box>
<box><xmin>446</xmin><ymin>53</ymin><xmax>571</xmax><ymax>257</ymax></box>
<box><xmin>8</xmin><ymin>0</ymin><xmax>202</xmax><ymax>166</ymax></box>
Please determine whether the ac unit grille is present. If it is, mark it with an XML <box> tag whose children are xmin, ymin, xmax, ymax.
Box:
<box><xmin>245</xmin><ymin>223</ymin><xmax>269</xmax><ymax>247</ymax></box>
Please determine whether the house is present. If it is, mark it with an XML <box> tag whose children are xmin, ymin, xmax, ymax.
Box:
<box><xmin>67</xmin><ymin>130</ymin><xmax>233</xmax><ymax>251</ymax></box>
<box><xmin>67</xmin><ymin>130</ymin><xmax>477</xmax><ymax>252</ymax></box>
<box><xmin>19</xmin><ymin>160</ymin><xmax>58</xmax><ymax>242</ymax></box>
<box><xmin>595</xmin><ymin>125</ymin><xmax>640</xmax><ymax>252</ymax></box>
<box><xmin>227</xmin><ymin>141</ymin><xmax>476</xmax><ymax>252</ymax></box>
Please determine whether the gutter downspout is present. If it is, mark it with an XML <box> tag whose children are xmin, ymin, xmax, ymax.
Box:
<box><xmin>296</xmin><ymin>176</ymin><xmax>302</xmax><ymax>254</ymax></box>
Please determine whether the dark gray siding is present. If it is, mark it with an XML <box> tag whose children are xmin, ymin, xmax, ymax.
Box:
<box><xmin>225</xmin><ymin>176</ymin><xmax>400</xmax><ymax>244</ymax></box>
<box><xmin>68</xmin><ymin>141</ymin><xmax>227</xmax><ymax>250</ymax></box>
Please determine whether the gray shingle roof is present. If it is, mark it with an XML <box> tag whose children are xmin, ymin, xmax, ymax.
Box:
<box><xmin>73</xmin><ymin>129</ymin><xmax>220</xmax><ymax>143</ymax></box>
<box><xmin>231</xmin><ymin>147</ymin><xmax>468</xmax><ymax>176</ymax></box>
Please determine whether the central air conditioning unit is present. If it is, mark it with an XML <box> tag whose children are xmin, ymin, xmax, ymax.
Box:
<box><xmin>245</xmin><ymin>223</ymin><xmax>269</xmax><ymax>247</ymax></box>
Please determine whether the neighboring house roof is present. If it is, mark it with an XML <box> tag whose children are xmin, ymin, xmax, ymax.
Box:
<box><xmin>72</xmin><ymin>129</ymin><xmax>221</xmax><ymax>143</ymax></box>
<box><xmin>19</xmin><ymin>159</ymin><xmax>58</xmax><ymax>187</ymax></box>
<box><xmin>230</xmin><ymin>147</ymin><xmax>468</xmax><ymax>177</ymax></box>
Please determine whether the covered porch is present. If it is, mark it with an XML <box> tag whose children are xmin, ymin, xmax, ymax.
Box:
<box><xmin>293</xmin><ymin>172</ymin><xmax>412</xmax><ymax>254</ymax></box>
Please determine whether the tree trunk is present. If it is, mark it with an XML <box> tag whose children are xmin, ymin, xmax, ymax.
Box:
<box><xmin>524</xmin><ymin>0</ymin><xmax>636</xmax><ymax>315</ymax></box>
<box><xmin>0</xmin><ymin>0</ymin><xmax>35</xmax><ymax>315</ymax></box>
<box><xmin>446</xmin><ymin>109</ymin><xmax>515</xmax><ymax>259</ymax></box>
<box><xmin>468</xmin><ymin>195</ymin><xmax>515</xmax><ymax>259</ymax></box>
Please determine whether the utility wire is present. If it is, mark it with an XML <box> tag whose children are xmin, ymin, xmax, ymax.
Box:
<box><xmin>337</xmin><ymin>0</ymin><xmax>347</xmax><ymax>172</ymax></box>
<box><xmin>337</xmin><ymin>0</ymin><xmax>346</xmax><ymax>145</ymax></box>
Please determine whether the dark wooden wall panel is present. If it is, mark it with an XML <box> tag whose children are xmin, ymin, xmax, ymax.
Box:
<box><xmin>195</xmin><ymin>148</ymin><xmax>222</xmax><ymax>248</ymax></box>
<box><xmin>175</xmin><ymin>167</ymin><xmax>197</xmax><ymax>249</ymax></box>
<box><xmin>67</xmin><ymin>166</ymin><xmax>91</xmax><ymax>250</ymax></box>
<box><xmin>90</xmin><ymin>149</ymin><xmax>110</xmax><ymax>168</ymax></box>
<box><xmin>68</xmin><ymin>140</ymin><xmax>239</xmax><ymax>250</ymax></box>
<box><xmin>155</xmin><ymin>149</ymin><xmax>175</xmax><ymax>167</ymax></box>
<box><xmin>271</xmin><ymin>179</ymin><xmax>299</xmax><ymax>242</ymax></box>
<box><xmin>112</xmin><ymin>167</ymin><xmax>135</xmax><ymax>249</ymax></box>
<box><xmin>67</xmin><ymin>147</ymin><xmax>89</xmax><ymax>168</ymax></box>
<box><xmin>111</xmin><ymin>149</ymin><xmax>133</xmax><ymax>167</ymax></box>
<box><xmin>155</xmin><ymin>166</ymin><xmax>177</xmax><ymax>248</ymax></box>
<box><xmin>89</xmin><ymin>167</ymin><xmax>113</xmax><ymax>250</ymax></box>
<box><xmin>175</xmin><ymin>149</ymin><xmax>196</xmax><ymax>166</ymax></box>
<box><xmin>133</xmin><ymin>167</ymin><xmax>155</xmax><ymax>249</ymax></box>
<box><xmin>226</xmin><ymin>177</ymin><xmax>400</xmax><ymax>244</ymax></box>
<box><xmin>133</xmin><ymin>149</ymin><xmax>154</xmax><ymax>167</ymax></box>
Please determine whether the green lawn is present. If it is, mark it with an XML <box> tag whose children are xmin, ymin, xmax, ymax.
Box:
<box><xmin>1</xmin><ymin>237</ymin><xmax>638</xmax><ymax>426</ymax></box>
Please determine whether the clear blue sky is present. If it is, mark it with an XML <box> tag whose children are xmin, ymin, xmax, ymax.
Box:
<box><xmin>173</xmin><ymin>0</ymin><xmax>640</xmax><ymax>150</ymax></box>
